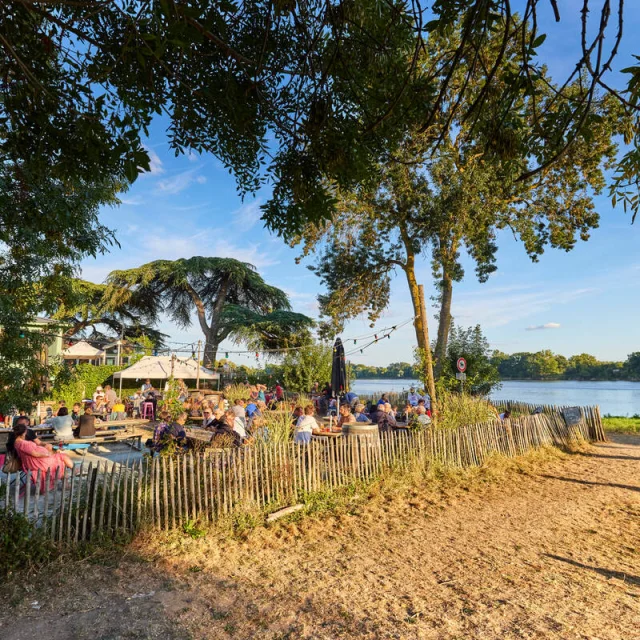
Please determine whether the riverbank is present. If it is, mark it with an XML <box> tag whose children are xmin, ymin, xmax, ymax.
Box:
<box><xmin>603</xmin><ymin>416</ymin><xmax>640</xmax><ymax>434</ymax></box>
<box><xmin>2</xmin><ymin>434</ymin><xmax>638</xmax><ymax>639</ymax></box>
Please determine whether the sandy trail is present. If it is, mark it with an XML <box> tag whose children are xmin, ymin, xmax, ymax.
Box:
<box><xmin>2</xmin><ymin>434</ymin><xmax>638</xmax><ymax>640</ymax></box>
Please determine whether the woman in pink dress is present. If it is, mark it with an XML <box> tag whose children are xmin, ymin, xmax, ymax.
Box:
<box><xmin>8</xmin><ymin>422</ymin><xmax>74</xmax><ymax>487</ymax></box>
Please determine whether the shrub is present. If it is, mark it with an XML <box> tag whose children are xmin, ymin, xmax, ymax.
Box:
<box><xmin>0</xmin><ymin>510</ymin><xmax>56</xmax><ymax>577</ymax></box>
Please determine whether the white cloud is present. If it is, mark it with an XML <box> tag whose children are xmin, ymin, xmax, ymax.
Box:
<box><xmin>526</xmin><ymin>322</ymin><xmax>561</xmax><ymax>331</ymax></box>
<box><xmin>233</xmin><ymin>199</ymin><xmax>263</xmax><ymax>229</ymax></box>
<box><xmin>187</xmin><ymin>150</ymin><xmax>199</xmax><ymax>163</ymax></box>
<box><xmin>156</xmin><ymin>169</ymin><xmax>207</xmax><ymax>195</ymax></box>
<box><xmin>119</xmin><ymin>196</ymin><xmax>143</xmax><ymax>206</ymax></box>
<box><xmin>140</xmin><ymin>146</ymin><xmax>164</xmax><ymax>176</ymax></box>
<box><xmin>453</xmin><ymin>286</ymin><xmax>595</xmax><ymax>328</ymax></box>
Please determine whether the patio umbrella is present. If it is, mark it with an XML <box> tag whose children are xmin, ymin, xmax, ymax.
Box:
<box><xmin>331</xmin><ymin>337</ymin><xmax>347</xmax><ymax>399</ymax></box>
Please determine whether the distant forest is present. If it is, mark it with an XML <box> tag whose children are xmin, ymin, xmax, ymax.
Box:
<box><xmin>352</xmin><ymin>351</ymin><xmax>640</xmax><ymax>382</ymax></box>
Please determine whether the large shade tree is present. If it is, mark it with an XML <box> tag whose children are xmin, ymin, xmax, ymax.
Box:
<box><xmin>52</xmin><ymin>279</ymin><xmax>167</xmax><ymax>347</ymax></box>
<box><xmin>106</xmin><ymin>257</ymin><xmax>314</xmax><ymax>366</ymax></box>
<box><xmin>295</xmin><ymin>21</ymin><xmax>625</xmax><ymax>402</ymax></box>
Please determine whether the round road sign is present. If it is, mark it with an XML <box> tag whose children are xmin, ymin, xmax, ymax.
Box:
<box><xmin>456</xmin><ymin>357</ymin><xmax>467</xmax><ymax>373</ymax></box>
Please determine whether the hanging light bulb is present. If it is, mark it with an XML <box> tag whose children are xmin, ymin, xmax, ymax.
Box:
<box><xmin>225</xmin><ymin>352</ymin><xmax>229</xmax><ymax>359</ymax></box>
<box><xmin>387</xmin><ymin>334</ymin><xmax>391</xmax><ymax>339</ymax></box>
<box><xmin>354</xmin><ymin>339</ymin><xmax>357</xmax><ymax>344</ymax></box>
<box><xmin>360</xmin><ymin>349</ymin><xmax>363</xmax><ymax>354</ymax></box>
<box><xmin>374</xmin><ymin>334</ymin><xmax>378</xmax><ymax>340</ymax></box>
<box><xmin>191</xmin><ymin>351</ymin><xmax>196</xmax><ymax>360</ymax></box>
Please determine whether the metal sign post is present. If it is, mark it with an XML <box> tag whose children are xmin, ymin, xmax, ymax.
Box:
<box><xmin>456</xmin><ymin>358</ymin><xmax>467</xmax><ymax>394</ymax></box>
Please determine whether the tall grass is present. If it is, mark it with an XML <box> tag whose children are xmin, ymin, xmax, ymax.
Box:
<box><xmin>437</xmin><ymin>390</ymin><xmax>498</xmax><ymax>429</ymax></box>
<box><xmin>257</xmin><ymin>410</ymin><xmax>293</xmax><ymax>443</ymax></box>
<box><xmin>223</xmin><ymin>384</ymin><xmax>251</xmax><ymax>404</ymax></box>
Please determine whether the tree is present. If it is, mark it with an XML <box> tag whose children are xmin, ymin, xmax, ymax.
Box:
<box><xmin>295</xmin><ymin>20</ymin><xmax>625</xmax><ymax>399</ymax></box>
<box><xmin>624</xmin><ymin>353</ymin><xmax>640</xmax><ymax>380</ymax></box>
<box><xmin>436</xmin><ymin>324</ymin><xmax>500</xmax><ymax>396</ymax></box>
<box><xmin>282</xmin><ymin>342</ymin><xmax>333</xmax><ymax>393</ymax></box>
<box><xmin>52</xmin><ymin>278</ymin><xmax>167</xmax><ymax>347</ymax></box>
<box><xmin>106</xmin><ymin>257</ymin><xmax>313</xmax><ymax>366</ymax></box>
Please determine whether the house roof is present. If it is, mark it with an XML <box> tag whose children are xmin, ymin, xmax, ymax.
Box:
<box><xmin>62</xmin><ymin>340</ymin><xmax>105</xmax><ymax>358</ymax></box>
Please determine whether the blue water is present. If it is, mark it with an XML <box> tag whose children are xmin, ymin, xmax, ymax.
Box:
<box><xmin>350</xmin><ymin>379</ymin><xmax>640</xmax><ymax>416</ymax></box>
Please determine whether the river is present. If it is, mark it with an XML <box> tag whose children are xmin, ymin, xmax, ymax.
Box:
<box><xmin>349</xmin><ymin>378</ymin><xmax>640</xmax><ymax>416</ymax></box>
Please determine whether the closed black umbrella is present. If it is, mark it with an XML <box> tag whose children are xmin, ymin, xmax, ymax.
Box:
<box><xmin>331</xmin><ymin>337</ymin><xmax>347</xmax><ymax>399</ymax></box>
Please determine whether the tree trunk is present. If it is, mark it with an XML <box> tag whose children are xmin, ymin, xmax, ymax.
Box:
<box><xmin>203</xmin><ymin>332</ymin><xmax>219</xmax><ymax>369</ymax></box>
<box><xmin>403</xmin><ymin>257</ymin><xmax>437</xmax><ymax>415</ymax></box>
<box><xmin>434</xmin><ymin>269</ymin><xmax>453</xmax><ymax>380</ymax></box>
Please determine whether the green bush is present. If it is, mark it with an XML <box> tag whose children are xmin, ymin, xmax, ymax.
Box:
<box><xmin>0</xmin><ymin>510</ymin><xmax>56</xmax><ymax>577</ymax></box>
<box><xmin>50</xmin><ymin>364</ymin><xmax>143</xmax><ymax>405</ymax></box>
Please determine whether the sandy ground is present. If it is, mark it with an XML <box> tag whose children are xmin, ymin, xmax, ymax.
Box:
<box><xmin>1</xmin><ymin>434</ymin><xmax>638</xmax><ymax>640</ymax></box>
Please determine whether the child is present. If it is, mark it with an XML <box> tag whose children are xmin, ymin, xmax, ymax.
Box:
<box><xmin>111</xmin><ymin>398</ymin><xmax>126</xmax><ymax>421</ymax></box>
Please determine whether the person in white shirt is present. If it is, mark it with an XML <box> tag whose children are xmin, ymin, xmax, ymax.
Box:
<box><xmin>407</xmin><ymin>387</ymin><xmax>422</xmax><ymax>406</ymax></box>
<box><xmin>225</xmin><ymin>409</ymin><xmax>247</xmax><ymax>439</ymax></box>
<box><xmin>294</xmin><ymin>405</ymin><xmax>318</xmax><ymax>444</ymax></box>
<box><xmin>92</xmin><ymin>386</ymin><xmax>105</xmax><ymax>403</ymax></box>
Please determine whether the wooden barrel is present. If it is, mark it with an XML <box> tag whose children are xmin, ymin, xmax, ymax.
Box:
<box><xmin>343</xmin><ymin>422</ymin><xmax>379</xmax><ymax>440</ymax></box>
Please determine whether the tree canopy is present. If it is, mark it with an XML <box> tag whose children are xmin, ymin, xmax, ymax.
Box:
<box><xmin>295</xmin><ymin>20</ymin><xmax>626</xmax><ymax>396</ymax></box>
<box><xmin>52</xmin><ymin>278</ymin><xmax>166</xmax><ymax>347</ymax></box>
<box><xmin>105</xmin><ymin>257</ymin><xmax>314</xmax><ymax>365</ymax></box>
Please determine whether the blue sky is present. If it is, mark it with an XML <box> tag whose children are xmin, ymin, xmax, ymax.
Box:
<box><xmin>80</xmin><ymin>3</ymin><xmax>640</xmax><ymax>367</ymax></box>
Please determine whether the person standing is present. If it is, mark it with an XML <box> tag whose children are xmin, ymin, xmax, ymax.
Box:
<box><xmin>407</xmin><ymin>387</ymin><xmax>422</xmax><ymax>407</ymax></box>
<box><xmin>275</xmin><ymin>382</ymin><xmax>284</xmax><ymax>401</ymax></box>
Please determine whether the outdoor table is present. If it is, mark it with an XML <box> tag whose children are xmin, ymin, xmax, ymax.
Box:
<box><xmin>312</xmin><ymin>430</ymin><xmax>343</xmax><ymax>438</ymax></box>
<box><xmin>31</xmin><ymin>425</ymin><xmax>57</xmax><ymax>440</ymax></box>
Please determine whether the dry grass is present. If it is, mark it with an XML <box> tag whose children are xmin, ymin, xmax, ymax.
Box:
<box><xmin>2</xmin><ymin>436</ymin><xmax>638</xmax><ymax>640</ymax></box>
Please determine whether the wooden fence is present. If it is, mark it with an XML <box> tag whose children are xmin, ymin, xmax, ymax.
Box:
<box><xmin>494</xmin><ymin>400</ymin><xmax>606</xmax><ymax>441</ymax></box>
<box><xmin>0</xmin><ymin>406</ymin><xmax>604</xmax><ymax>542</ymax></box>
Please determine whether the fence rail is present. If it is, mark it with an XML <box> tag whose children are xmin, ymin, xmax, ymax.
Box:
<box><xmin>0</xmin><ymin>405</ymin><xmax>604</xmax><ymax>542</ymax></box>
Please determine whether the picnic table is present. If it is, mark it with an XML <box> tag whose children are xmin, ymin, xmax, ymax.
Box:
<box><xmin>312</xmin><ymin>430</ymin><xmax>343</xmax><ymax>439</ymax></box>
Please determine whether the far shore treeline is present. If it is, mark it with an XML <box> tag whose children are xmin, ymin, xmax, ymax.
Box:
<box><xmin>352</xmin><ymin>351</ymin><xmax>640</xmax><ymax>382</ymax></box>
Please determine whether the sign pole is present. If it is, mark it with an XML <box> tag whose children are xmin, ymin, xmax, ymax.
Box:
<box><xmin>195</xmin><ymin>340</ymin><xmax>202</xmax><ymax>391</ymax></box>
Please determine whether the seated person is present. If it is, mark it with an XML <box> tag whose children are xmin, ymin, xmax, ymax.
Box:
<box><xmin>9</xmin><ymin>419</ymin><xmax>74</xmax><ymax>486</ymax></box>
<box><xmin>111</xmin><ymin>398</ymin><xmax>126</xmax><ymax>421</ymax></box>
<box><xmin>153</xmin><ymin>411</ymin><xmax>188</xmax><ymax>454</ymax></box>
<box><xmin>353</xmin><ymin>403</ymin><xmax>369</xmax><ymax>422</ymax></box>
<box><xmin>377</xmin><ymin>393</ymin><xmax>389</xmax><ymax>406</ymax></box>
<box><xmin>291</xmin><ymin>405</ymin><xmax>303</xmax><ymax>426</ymax></box>
<box><xmin>344</xmin><ymin>390</ymin><xmax>359</xmax><ymax>408</ymax></box>
<box><xmin>417</xmin><ymin>398</ymin><xmax>431</xmax><ymax>417</ymax></box>
<box><xmin>377</xmin><ymin>403</ymin><xmax>397</xmax><ymax>433</ymax></box>
<box><xmin>224</xmin><ymin>408</ymin><xmax>248</xmax><ymax>439</ymax></box>
<box><xmin>71</xmin><ymin>403</ymin><xmax>82</xmax><ymax>423</ymax></box>
<box><xmin>202</xmin><ymin>408</ymin><xmax>217</xmax><ymax>429</ymax></box>
<box><xmin>415</xmin><ymin>405</ymin><xmax>432</xmax><ymax>426</ymax></box>
<box><xmin>245</xmin><ymin>400</ymin><xmax>261</xmax><ymax>419</ymax></box>
<box><xmin>232</xmin><ymin>399</ymin><xmax>246</xmax><ymax>418</ymax></box>
<box><xmin>294</xmin><ymin>405</ymin><xmax>318</xmax><ymax>444</ymax></box>
<box><xmin>46</xmin><ymin>406</ymin><xmax>74</xmax><ymax>440</ymax></box>
<box><xmin>338</xmin><ymin>403</ymin><xmax>356</xmax><ymax>429</ymax></box>
<box><xmin>74</xmin><ymin>407</ymin><xmax>96</xmax><ymax>438</ymax></box>
<box><xmin>209</xmin><ymin>412</ymin><xmax>243</xmax><ymax>448</ymax></box>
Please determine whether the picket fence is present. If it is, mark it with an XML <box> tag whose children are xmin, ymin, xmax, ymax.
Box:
<box><xmin>0</xmin><ymin>406</ymin><xmax>604</xmax><ymax>542</ymax></box>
